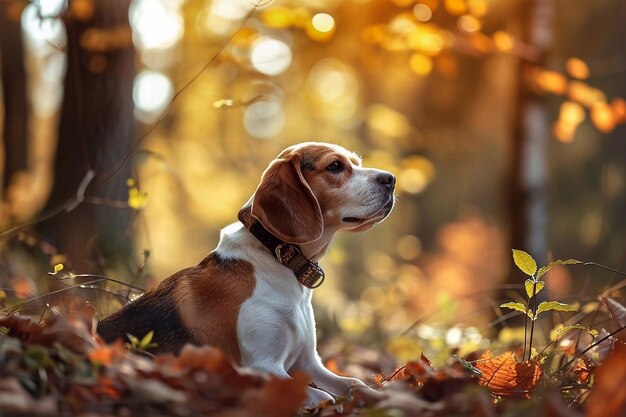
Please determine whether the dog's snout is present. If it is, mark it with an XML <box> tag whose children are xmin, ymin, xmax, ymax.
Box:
<box><xmin>377</xmin><ymin>172</ymin><xmax>396</xmax><ymax>190</ymax></box>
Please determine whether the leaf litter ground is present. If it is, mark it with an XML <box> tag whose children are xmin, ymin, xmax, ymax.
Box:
<box><xmin>1</xmin><ymin>306</ymin><xmax>625</xmax><ymax>417</ymax></box>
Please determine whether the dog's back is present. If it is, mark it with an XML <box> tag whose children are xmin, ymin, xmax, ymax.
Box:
<box><xmin>97</xmin><ymin>252</ymin><xmax>255</xmax><ymax>358</ymax></box>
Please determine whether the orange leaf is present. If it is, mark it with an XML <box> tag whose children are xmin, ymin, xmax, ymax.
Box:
<box><xmin>586</xmin><ymin>342</ymin><xmax>626</xmax><ymax>417</ymax></box>
<box><xmin>372</xmin><ymin>373</ymin><xmax>386</xmax><ymax>387</ymax></box>
<box><xmin>94</xmin><ymin>376</ymin><xmax>123</xmax><ymax>400</ymax></box>
<box><xmin>475</xmin><ymin>351</ymin><xmax>542</xmax><ymax>398</ymax></box>
<box><xmin>404</xmin><ymin>353</ymin><xmax>436</xmax><ymax>382</ymax></box>
<box><xmin>245</xmin><ymin>372</ymin><xmax>310</xmax><ymax>417</ymax></box>
<box><xmin>88</xmin><ymin>340</ymin><xmax>123</xmax><ymax>365</ymax></box>
<box><xmin>572</xmin><ymin>358</ymin><xmax>592</xmax><ymax>385</ymax></box>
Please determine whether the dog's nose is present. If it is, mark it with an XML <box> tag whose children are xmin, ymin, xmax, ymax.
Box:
<box><xmin>377</xmin><ymin>172</ymin><xmax>396</xmax><ymax>190</ymax></box>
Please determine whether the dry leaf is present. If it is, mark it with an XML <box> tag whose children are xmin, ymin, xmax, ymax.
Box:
<box><xmin>475</xmin><ymin>351</ymin><xmax>542</xmax><ymax>398</ymax></box>
<box><xmin>571</xmin><ymin>358</ymin><xmax>592</xmax><ymax>385</ymax></box>
<box><xmin>585</xmin><ymin>342</ymin><xmax>626</xmax><ymax>417</ymax></box>
<box><xmin>88</xmin><ymin>339</ymin><xmax>124</xmax><ymax>365</ymax></box>
<box><xmin>603</xmin><ymin>297</ymin><xmax>626</xmax><ymax>328</ymax></box>
<box><xmin>243</xmin><ymin>372</ymin><xmax>310</xmax><ymax>417</ymax></box>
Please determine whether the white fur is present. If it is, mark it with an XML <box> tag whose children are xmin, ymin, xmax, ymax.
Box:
<box><xmin>215</xmin><ymin>224</ymin><xmax>366</xmax><ymax>406</ymax></box>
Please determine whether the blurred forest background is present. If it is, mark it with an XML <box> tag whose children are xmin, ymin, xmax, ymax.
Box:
<box><xmin>1</xmin><ymin>0</ymin><xmax>625</xmax><ymax>359</ymax></box>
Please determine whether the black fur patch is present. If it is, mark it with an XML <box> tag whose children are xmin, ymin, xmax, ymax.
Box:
<box><xmin>97</xmin><ymin>272</ymin><xmax>195</xmax><ymax>354</ymax></box>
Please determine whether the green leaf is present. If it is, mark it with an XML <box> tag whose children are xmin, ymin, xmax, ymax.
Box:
<box><xmin>525</xmin><ymin>279</ymin><xmax>545</xmax><ymax>299</ymax></box>
<box><xmin>536</xmin><ymin>259</ymin><xmax>583</xmax><ymax>280</ymax></box>
<box><xmin>535</xmin><ymin>301</ymin><xmax>577</xmax><ymax>317</ymax></box>
<box><xmin>500</xmin><ymin>302</ymin><xmax>533</xmax><ymax>318</ymax></box>
<box><xmin>512</xmin><ymin>249</ymin><xmax>537</xmax><ymax>276</ymax></box>
<box><xmin>140</xmin><ymin>331</ymin><xmax>154</xmax><ymax>349</ymax></box>
<box><xmin>550</xmin><ymin>324</ymin><xmax>598</xmax><ymax>341</ymax></box>
<box><xmin>126</xmin><ymin>333</ymin><xmax>140</xmax><ymax>348</ymax></box>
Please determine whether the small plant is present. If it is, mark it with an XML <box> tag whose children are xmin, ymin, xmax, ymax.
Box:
<box><xmin>501</xmin><ymin>250</ymin><xmax>581</xmax><ymax>360</ymax></box>
<box><xmin>126</xmin><ymin>330</ymin><xmax>158</xmax><ymax>353</ymax></box>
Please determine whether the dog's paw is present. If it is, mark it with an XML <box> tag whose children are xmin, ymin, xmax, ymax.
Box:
<box><xmin>304</xmin><ymin>386</ymin><xmax>334</xmax><ymax>409</ymax></box>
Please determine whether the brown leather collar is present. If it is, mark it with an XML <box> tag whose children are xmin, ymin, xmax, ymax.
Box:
<box><xmin>237</xmin><ymin>205</ymin><xmax>325</xmax><ymax>289</ymax></box>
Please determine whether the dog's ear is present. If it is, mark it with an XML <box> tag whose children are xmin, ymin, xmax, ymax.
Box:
<box><xmin>250</xmin><ymin>154</ymin><xmax>323</xmax><ymax>244</ymax></box>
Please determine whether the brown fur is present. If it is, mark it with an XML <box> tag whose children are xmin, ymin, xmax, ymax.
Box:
<box><xmin>172</xmin><ymin>253</ymin><xmax>255</xmax><ymax>363</ymax></box>
<box><xmin>252</xmin><ymin>154</ymin><xmax>323</xmax><ymax>244</ymax></box>
<box><xmin>251</xmin><ymin>143</ymin><xmax>363</xmax><ymax>242</ymax></box>
<box><xmin>97</xmin><ymin>252</ymin><xmax>255</xmax><ymax>361</ymax></box>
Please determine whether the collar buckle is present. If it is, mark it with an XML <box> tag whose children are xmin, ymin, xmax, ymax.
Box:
<box><xmin>248</xmin><ymin>221</ymin><xmax>326</xmax><ymax>289</ymax></box>
<box><xmin>275</xmin><ymin>243</ymin><xmax>299</xmax><ymax>266</ymax></box>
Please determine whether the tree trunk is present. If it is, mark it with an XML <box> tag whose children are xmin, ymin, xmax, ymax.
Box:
<box><xmin>37</xmin><ymin>0</ymin><xmax>136</xmax><ymax>273</ymax></box>
<box><xmin>505</xmin><ymin>0</ymin><xmax>553</xmax><ymax>302</ymax></box>
<box><xmin>0</xmin><ymin>0</ymin><xmax>28</xmax><ymax>191</ymax></box>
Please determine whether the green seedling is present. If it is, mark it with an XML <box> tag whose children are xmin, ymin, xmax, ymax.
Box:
<box><xmin>126</xmin><ymin>330</ymin><xmax>158</xmax><ymax>353</ymax></box>
<box><xmin>501</xmin><ymin>250</ymin><xmax>582</xmax><ymax>361</ymax></box>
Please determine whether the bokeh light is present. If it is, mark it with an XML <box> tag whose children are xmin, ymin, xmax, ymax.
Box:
<box><xmin>493</xmin><ymin>31</ymin><xmax>514</xmax><ymax>52</ymax></box>
<box><xmin>413</xmin><ymin>4</ymin><xmax>433</xmax><ymax>22</ymax></box>
<box><xmin>21</xmin><ymin>3</ymin><xmax>66</xmax><ymax>53</ymax></box>
<box><xmin>244</xmin><ymin>97</ymin><xmax>286</xmax><ymax>139</ymax></box>
<box><xmin>199</xmin><ymin>0</ymin><xmax>254</xmax><ymax>37</ymax></box>
<box><xmin>130</xmin><ymin>0</ymin><xmax>184</xmax><ymax>50</ymax></box>
<box><xmin>457</xmin><ymin>15</ymin><xmax>481</xmax><ymax>33</ymax></box>
<box><xmin>311</xmin><ymin>13</ymin><xmax>335</xmax><ymax>33</ymax></box>
<box><xmin>133</xmin><ymin>70</ymin><xmax>175</xmax><ymax>123</ymax></box>
<box><xmin>307</xmin><ymin>59</ymin><xmax>360</xmax><ymax>122</ymax></box>
<box><xmin>410</xmin><ymin>53</ymin><xmax>433</xmax><ymax>75</ymax></box>
<box><xmin>250</xmin><ymin>37</ymin><xmax>293</xmax><ymax>76</ymax></box>
<box><xmin>566</xmin><ymin>57</ymin><xmax>590</xmax><ymax>80</ymax></box>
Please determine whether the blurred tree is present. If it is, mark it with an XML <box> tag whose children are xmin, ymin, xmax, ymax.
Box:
<box><xmin>0</xmin><ymin>0</ymin><xmax>28</xmax><ymax>204</ymax></box>
<box><xmin>37</xmin><ymin>0</ymin><xmax>136</xmax><ymax>273</ymax></box>
<box><xmin>508</xmin><ymin>0</ymin><xmax>552</xmax><ymax>270</ymax></box>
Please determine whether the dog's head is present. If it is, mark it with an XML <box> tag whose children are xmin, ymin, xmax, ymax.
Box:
<box><xmin>242</xmin><ymin>142</ymin><xmax>395</xmax><ymax>244</ymax></box>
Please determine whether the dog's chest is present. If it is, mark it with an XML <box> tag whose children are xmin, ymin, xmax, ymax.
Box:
<box><xmin>237</xmin><ymin>277</ymin><xmax>317</xmax><ymax>370</ymax></box>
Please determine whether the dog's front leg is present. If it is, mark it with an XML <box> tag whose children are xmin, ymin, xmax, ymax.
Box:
<box><xmin>238</xmin><ymin>310</ymin><xmax>334</xmax><ymax>408</ymax></box>
<box><xmin>295</xmin><ymin>351</ymin><xmax>374</xmax><ymax>399</ymax></box>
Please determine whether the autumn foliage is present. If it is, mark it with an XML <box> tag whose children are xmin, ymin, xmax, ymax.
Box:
<box><xmin>475</xmin><ymin>351</ymin><xmax>541</xmax><ymax>398</ymax></box>
<box><xmin>1</xmin><ymin>305</ymin><xmax>625</xmax><ymax>416</ymax></box>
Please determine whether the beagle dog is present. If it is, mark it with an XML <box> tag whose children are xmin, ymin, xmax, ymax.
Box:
<box><xmin>97</xmin><ymin>142</ymin><xmax>396</xmax><ymax>407</ymax></box>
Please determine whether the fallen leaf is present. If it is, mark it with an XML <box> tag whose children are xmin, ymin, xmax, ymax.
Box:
<box><xmin>585</xmin><ymin>342</ymin><xmax>626</xmax><ymax>417</ymax></box>
<box><xmin>375</xmin><ymin>386</ymin><xmax>445</xmax><ymax>417</ymax></box>
<box><xmin>404</xmin><ymin>353</ymin><xmax>437</xmax><ymax>383</ymax></box>
<box><xmin>475</xmin><ymin>351</ymin><xmax>542</xmax><ymax>398</ymax></box>
<box><xmin>584</xmin><ymin>328</ymin><xmax>615</xmax><ymax>365</ymax></box>
<box><xmin>603</xmin><ymin>297</ymin><xmax>626</xmax><ymax>328</ymax></box>
<box><xmin>571</xmin><ymin>358</ymin><xmax>592</xmax><ymax>385</ymax></box>
<box><xmin>243</xmin><ymin>372</ymin><xmax>310</xmax><ymax>417</ymax></box>
<box><xmin>88</xmin><ymin>339</ymin><xmax>124</xmax><ymax>365</ymax></box>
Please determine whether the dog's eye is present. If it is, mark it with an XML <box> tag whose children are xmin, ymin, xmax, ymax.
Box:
<box><xmin>326</xmin><ymin>161</ymin><xmax>344</xmax><ymax>172</ymax></box>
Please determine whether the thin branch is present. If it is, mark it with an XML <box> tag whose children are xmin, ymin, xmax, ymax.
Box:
<box><xmin>72</xmin><ymin>273</ymin><xmax>145</xmax><ymax>292</ymax></box>
<box><xmin>0</xmin><ymin>170</ymin><xmax>94</xmax><ymax>238</ymax></box>
<box><xmin>554</xmin><ymin>324</ymin><xmax>626</xmax><ymax>377</ymax></box>
<box><xmin>0</xmin><ymin>1</ymin><xmax>267</xmax><ymax>238</ymax></box>
<box><xmin>584</xmin><ymin>262</ymin><xmax>626</xmax><ymax>278</ymax></box>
